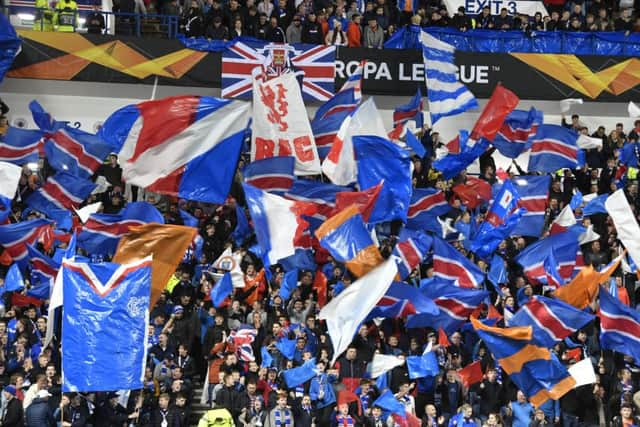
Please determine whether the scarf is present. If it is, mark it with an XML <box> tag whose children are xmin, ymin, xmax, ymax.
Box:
<box><xmin>360</xmin><ymin>393</ymin><xmax>371</xmax><ymax>412</ymax></box>
<box><xmin>274</xmin><ymin>408</ymin><xmax>292</xmax><ymax>426</ymax></box>
<box><xmin>336</xmin><ymin>414</ymin><xmax>355</xmax><ymax>426</ymax></box>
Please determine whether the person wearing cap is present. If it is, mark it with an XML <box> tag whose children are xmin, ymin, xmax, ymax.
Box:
<box><xmin>25</xmin><ymin>389</ymin><xmax>54</xmax><ymax>427</ymax></box>
<box><xmin>2</xmin><ymin>385</ymin><xmax>24</xmax><ymax>427</ymax></box>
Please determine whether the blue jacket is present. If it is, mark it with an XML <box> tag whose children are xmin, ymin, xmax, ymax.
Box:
<box><xmin>511</xmin><ymin>401</ymin><xmax>534</xmax><ymax>427</ymax></box>
<box><xmin>309</xmin><ymin>373</ymin><xmax>337</xmax><ymax>409</ymax></box>
<box><xmin>25</xmin><ymin>397</ymin><xmax>55</xmax><ymax>427</ymax></box>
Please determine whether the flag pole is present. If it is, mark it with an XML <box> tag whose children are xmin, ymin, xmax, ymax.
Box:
<box><xmin>150</xmin><ymin>76</ymin><xmax>159</xmax><ymax>101</ymax></box>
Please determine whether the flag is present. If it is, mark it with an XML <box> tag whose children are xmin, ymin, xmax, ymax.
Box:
<box><xmin>378</xmin><ymin>281</ymin><xmax>439</xmax><ymax>316</ymax></box>
<box><xmin>313</xmin><ymin>61</ymin><xmax>363</xmax><ymax>122</ymax></box>
<box><xmin>77</xmin><ymin>202</ymin><xmax>164</xmax><ymax>256</ymax></box>
<box><xmin>261</xmin><ymin>346</ymin><xmax>273</xmax><ymax>368</ymax></box>
<box><xmin>29</xmin><ymin>100</ymin><xmax>67</xmax><ymax>133</ymax></box>
<box><xmin>210</xmin><ymin>272</ymin><xmax>233</xmax><ymax>307</ymax></box>
<box><xmin>393</xmin><ymin>231</ymin><xmax>433</xmax><ymax>279</ymax></box>
<box><xmin>554</xmin><ymin>253</ymin><xmax>623</xmax><ymax>309</ymax></box>
<box><xmin>405</xmin><ymin>130</ymin><xmax>426</xmax><ymax>158</ymax></box>
<box><xmin>354</xmin><ymin>135</ymin><xmax>412</xmax><ymax>224</ymax></box>
<box><xmin>393</xmin><ymin>88</ymin><xmax>423</xmax><ymax>128</ymax></box>
<box><xmin>516</xmin><ymin>231</ymin><xmax>580</xmax><ymax>284</ymax></box>
<box><xmin>0</xmin><ymin>161</ymin><xmax>21</xmax><ymax>223</ymax></box>
<box><xmin>26</xmin><ymin>243</ymin><xmax>59</xmax><ymax>290</ymax></box>
<box><xmin>232</xmin><ymin>203</ymin><xmax>252</xmax><ymax>246</ymax></box>
<box><xmin>433</xmin><ymin>136</ymin><xmax>489</xmax><ymax>180</ymax></box>
<box><xmin>451</xmin><ymin>176</ymin><xmax>493</xmax><ymax>209</ymax></box>
<box><xmin>0</xmin><ymin>127</ymin><xmax>43</xmax><ymax>164</ymax></box>
<box><xmin>311</xmin><ymin>113</ymin><xmax>350</xmax><ymax>159</ymax></box>
<box><xmin>315</xmin><ymin>205</ymin><xmax>383</xmax><ymax>277</ymax></box>
<box><xmin>285</xmin><ymin>179</ymin><xmax>351</xmax><ymax>228</ymax></box>
<box><xmin>509</xmin><ymin>295</ymin><xmax>595</xmax><ymax>348</ymax></box>
<box><xmin>488</xmin><ymin>255</ymin><xmax>507</xmax><ymax>289</ymax></box>
<box><xmin>280</xmin><ymin>269</ymin><xmax>298</xmax><ymax>300</ymax></box>
<box><xmin>471</xmin><ymin>317</ymin><xmax>575</xmax><ymax>407</ymax></box>
<box><xmin>319</xmin><ymin>258</ymin><xmax>397</xmax><ymax>363</ymax></box>
<box><xmin>243</xmin><ymin>156</ymin><xmax>295</xmax><ymax>194</ymax></box>
<box><xmin>179</xmin><ymin>209</ymin><xmax>199</xmax><ymax>228</ymax></box>
<box><xmin>433</xmin><ymin>237</ymin><xmax>484</xmax><ymax>288</ymax></box>
<box><xmin>322</xmin><ymin>98</ymin><xmax>388</xmax><ymax>186</ymax></box>
<box><xmin>112</xmin><ymin>223</ymin><xmax>197</xmax><ymax>308</ymax></box>
<box><xmin>458</xmin><ymin>360</ymin><xmax>483</xmax><ymax>388</ymax></box>
<box><xmin>406</xmin><ymin>346</ymin><xmax>439</xmax><ymax>379</ymax></box>
<box><xmin>0</xmin><ymin>13</ymin><xmax>20</xmax><ymax>84</ymax></box>
<box><xmin>491</xmin><ymin>108</ymin><xmax>543</xmax><ymax>158</ymax></box>
<box><xmin>549</xmin><ymin>205</ymin><xmax>577</xmax><ymax>235</ymax></box>
<box><xmin>583</xmin><ymin>194</ymin><xmax>608</xmax><ymax>216</ymax></box>
<box><xmin>470</xmin><ymin>180</ymin><xmax>523</xmax><ymax>260</ymax></box>
<box><xmin>313</xmin><ymin>270</ymin><xmax>328</xmax><ymax>308</ymax></box>
<box><xmin>599</xmin><ymin>287</ymin><xmax>640</xmax><ymax>364</ymax></box>
<box><xmin>276</xmin><ymin>338</ymin><xmax>297</xmax><ymax>360</ymax></box>
<box><xmin>368</xmin><ymin>353</ymin><xmax>405</xmax><ymax>379</ymax></box>
<box><xmin>406</xmin><ymin>187</ymin><xmax>450</xmax><ymax>229</ymax></box>
<box><xmin>280</xmin><ymin>249</ymin><xmax>316</xmax><ymax>272</ymax></box>
<box><xmin>542</xmin><ymin>250</ymin><xmax>564</xmax><ymax>289</ymax></box>
<box><xmin>0</xmin><ymin>218</ymin><xmax>52</xmax><ymax>266</ymax></box>
<box><xmin>528</xmin><ymin>125</ymin><xmax>581</xmax><ymax>173</ymax></box>
<box><xmin>2</xmin><ymin>263</ymin><xmax>24</xmax><ymax>296</ymax></box>
<box><xmin>228</xmin><ymin>326</ymin><xmax>258</xmax><ymax>362</ymax></box>
<box><xmin>283</xmin><ymin>358</ymin><xmax>318</xmax><ymax>387</ymax></box>
<box><xmin>61</xmin><ymin>257</ymin><xmax>151</xmax><ymax>391</ymax></box>
<box><xmin>251</xmin><ymin>73</ymin><xmax>321</xmax><ymax>175</ymax></box>
<box><xmin>470</xmin><ymin>85</ymin><xmax>519</xmax><ymax>142</ymax></box>
<box><xmin>421</xmin><ymin>31</ymin><xmax>478</xmax><ymax>124</ymax></box>
<box><xmin>605</xmin><ymin>189</ymin><xmax>640</xmax><ymax>269</ymax></box>
<box><xmin>27</xmin><ymin>172</ymin><xmax>95</xmax><ymax>214</ymax></box>
<box><xmin>44</xmin><ymin>127</ymin><xmax>112</xmax><ymax>178</ymax></box>
<box><xmin>101</xmin><ymin>95</ymin><xmax>250</xmax><ymax>203</ymax></box>
<box><xmin>511</xmin><ymin>175</ymin><xmax>550</xmax><ymax>237</ymax></box>
<box><xmin>439</xmin><ymin>327</ymin><xmax>450</xmax><ymax>346</ymax></box>
<box><xmin>407</xmin><ymin>279</ymin><xmax>489</xmax><ymax>332</ymax></box>
<box><xmin>333</xmin><ymin>182</ymin><xmax>383</xmax><ymax>224</ymax></box>
<box><xmin>243</xmin><ymin>184</ymin><xmax>315</xmax><ymax>265</ymax></box>
<box><xmin>221</xmin><ymin>41</ymin><xmax>335</xmax><ymax>101</ymax></box>
<box><xmin>619</xmin><ymin>142</ymin><xmax>640</xmax><ymax>168</ymax></box>
<box><xmin>373</xmin><ymin>390</ymin><xmax>406</xmax><ymax>416</ymax></box>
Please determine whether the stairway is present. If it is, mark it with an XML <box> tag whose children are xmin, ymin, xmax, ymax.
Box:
<box><xmin>190</xmin><ymin>381</ymin><xmax>211</xmax><ymax>425</ymax></box>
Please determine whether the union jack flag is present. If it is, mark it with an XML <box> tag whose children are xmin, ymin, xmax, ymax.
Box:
<box><xmin>222</xmin><ymin>42</ymin><xmax>336</xmax><ymax>101</ymax></box>
<box><xmin>228</xmin><ymin>325</ymin><xmax>258</xmax><ymax>362</ymax></box>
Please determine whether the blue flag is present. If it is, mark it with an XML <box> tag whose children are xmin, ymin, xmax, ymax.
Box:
<box><xmin>433</xmin><ymin>134</ymin><xmax>489</xmax><ymax>180</ymax></box>
<box><xmin>3</xmin><ymin>263</ymin><xmax>24</xmax><ymax>295</ymax></box>
<box><xmin>406</xmin><ymin>349</ymin><xmax>439</xmax><ymax>379</ymax></box>
<box><xmin>0</xmin><ymin>13</ymin><xmax>20</xmax><ymax>84</ymax></box>
<box><xmin>582</xmin><ymin>194</ymin><xmax>608</xmax><ymax>216</ymax></box>
<box><xmin>179</xmin><ymin>209</ymin><xmax>199</xmax><ymax>228</ymax></box>
<box><xmin>279</xmin><ymin>249</ymin><xmax>316</xmax><ymax>272</ymax></box>
<box><xmin>210</xmin><ymin>273</ymin><xmax>232</xmax><ymax>307</ymax></box>
<box><xmin>61</xmin><ymin>257</ymin><xmax>152</xmax><ymax>391</ymax></box>
<box><xmin>276</xmin><ymin>338</ymin><xmax>297</xmax><ymax>360</ymax></box>
<box><xmin>29</xmin><ymin>100</ymin><xmax>67</xmax><ymax>132</ymax></box>
<box><xmin>373</xmin><ymin>390</ymin><xmax>405</xmax><ymax>416</ymax></box>
<box><xmin>528</xmin><ymin>125</ymin><xmax>580</xmax><ymax>172</ymax></box>
<box><xmin>569</xmin><ymin>191</ymin><xmax>583</xmax><ymax>211</ymax></box>
<box><xmin>488</xmin><ymin>255</ymin><xmax>507</xmax><ymax>288</ymax></box>
<box><xmin>283</xmin><ymin>358</ymin><xmax>317</xmax><ymax>388</ymax></box>
<box><xmin>44</xmin><ymin>127</ymin><xmax>112</xmax><ymax>178</ymax></box>
<box><xmin>406</xmin><ymin>131</ymin><xmax>426</xmax><ymax>158</ymax></box>
<box><xmin>490</xmin><ymin>108</ymin><xmax>542</xmax><ymax>158</ymax></box>
<box><xmin>261</xmin><ymin>346</ymin><xmax>273</xmax><ymax>368</ymax></box>
<box><xmin>232</xmin><ymin>203</ymin><xmax>252</xmax><ymax>245</ymax></box>
<box><xmin>280</xmin><ymin>269</ymin><xmax>299</xmax><ymax>301</ymax></box>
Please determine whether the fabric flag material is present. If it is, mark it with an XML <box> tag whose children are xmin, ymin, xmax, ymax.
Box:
<box><xmin>77</xmin><ymin>202</ymin><xmax>164</xmax><ymax>256</ymax></box>
<box><xmin>471</xmin><ymin>317</ymin><xmax>575</xmax><ymax>407</ymax></box>
<box><xmin>44</xmin><ymin>127</ymin><xmax>112</xmax><ymax>178</ymax></box>
<box><xmin>542</xmin><ymin>250</ymin><xmax>564</xmax><ymax>289</ymax></box>
<box><xmin>368</xmin><ymin>353</ymin><xmax>405</xmax><ymax>379</ymax></box>
<box><xmin>0</xmin><ymin>126</ymin><xmax>43</xmax><ymax>165</ymax></box>
<box><xmin>393</xmin><ymin>231</ymin><xmax>433</xmax><ymax>279</ymax></box>
<box><xmin>284</xmin><ymin>180</ymin><xmax>350</xmax><ymax>228</ymax></box>
<box><xmin>458</xmin><ymin>360</ymin><xmax>484</xmax><ymax>388</ymax></box>
<box><xmin>406</xmin><ymin>187</ymin><xmax>450</xmax><ymax>229</ymax></box>
<box><xmin>491</xmin><ymin>108</ymin><xmax>543</xmax><ymax>158</ymax></box>
<box><xmin>509</xmin><ymin>295</ymin><xmax>595</xmax><ymax>348</ymax></box>
<box><xmin>0</xmin><ymin>13</ymin><xmax>20</xmax><ymax>83</ymax></box>
<box><xmin>102</xmin><ymin>95</ymin><xmax>250</xmax><ymax>203</ymax></box>
<box><xmin>393</xmin><ymin>88</ymin><xmax>423</xmax><ymax>128</ymax></box>
<box><xmin>251</xmin><ymin>73</ymin><xmax>321</xmax><ymax>175</ymax></box>
<box><xmin>112</xmin><ymin>223</ymin><xmax>196</xmax><ymax>308</ymax></box>
<box><xmin>26</xmin><ymin>243</ymin><xmax>59</xmax><ymax>292</ymax></box>
<box><xmin>75</xmin><ymin>202</ymin><xmax>102</xmax><ymax>224</ymax></box>
<box><xmin>421</xmin><ymin>31</ymin><xmax>478</xmax><ymax>124</ymax></box>
<box><xmin>598</xmin><ymin>287</ymin><xmax>640</xmax><ymax>364</ymax></box>
<box><xmin>243</xmin><ymin>184</ymin><xmax>315</xmax><ymax>265</ymax></box>
<box><xmin>27</xmin><ymin>172</ymin><xmax>96</xmax><ymax>213</ymax></box>
<box><xmin>354</xmin><ymin>135</ymin><xmax>412</xmax><ymax>224</ymax></box>
<box><xmin>452</xmin><ymin>175</ymin><xmax>492</xmax><ymax>209</ymax></box>
<box><xmin>582</xmin><ymin>194</ymin><xmax>608</xmax><ymax>216</ymax></box>
<box><xmin>559</xmin><ymin>98</ymin><xmax>583</xmax><ymax>113</ymax></box>
<box><xmin>313</xmin><ymin>61</ymin><xmax>363</xmax><ymax>122</ymax></box>
<box><xmin>549</xmin><ymin>205</ymin><xmax>577</xmax><ymax>235</ymax></box>
<box><xmin>528</xmin><ymin>125</ymin><xmax>581</xmax><ymax>173</ymax></box>
<box><xmin>319</xmin><ymin>258</ymin><xmax>397</xmax><ymax>363</ymax></box>
<box><xmin>315</xmin><ymin>205</ymin><xmax>383</xmax><ymax>278</ymax></box>
<box><xmin>0</xmin><ymin>218</ymin><xmax>52</xmax><ymax>266</ymax></box>
<box><xmin>322</xmin><ymin>98</ymin><xmax>387</xmax><ymax>186</ymax></box>
<box><xmin>433</xmin><ymin>237</ymin><xmax>484</xmax><ymax>288</ymax></box>
<box><xmin>0</xmin><ymin>161</ymin><xmax>22</xmax><ymax>223</ymax></box>
<box><xmin>515</xmin><ymin>231</ymin><xmax>580</xmax><ymax>284</ymax></box>
<box><xmin>373</xmin><ymin>390</ymin><xmax>406</xmax><ymax>416</ymax></box>
<box><xmin>333</xmin><ymin>181</ymin><xmax>383</xmax><ymax>223</ymax></box>
<box><xmin>210</xmin><ymin>272</ymin><xmax>233</xmax><ymax>307</ymax></box>
<box><xmin>405</xmin><ymin>130</ymin><xmax>426</xmax><ymax>158</ymax></box>
<box><xmin>511</xmin><ymin>175</ymin><xmax>550</xmax><ymax>237</ymax></box>
<box><xmin>283</xmin><ymin>358</ymin><xmax>318</xmax><ymax>388</ymax></box>
<box><xmin>280</xmin><ymin>269</ymin><xmax>298</xmax><ymax>300</ymax></box>
<box><xmin>628</xmin><ymin>101</ymin><xmax>640</xmax><ymax>118</ymax></box>
<box><xmin>378</xmin><ymin>281</ymin><xmax>439</xmax><ymax>316</ymax></box>
<box><xmin>276</xmin><ymin>338</ymin><xmax>297</xmax><ymax>360</ymax></box>
<box><xmin>2</xmin><ymin>263</ymin><xmax>24</xmax><ymax>295</ymax></box>
<box><xmin>29</xmin><ymin>100</ymin><xmax>67</xmax><ymax>133</ymax></box>
<box><xmin>228</xmin><ymin>326</ymin><xmax>257</xmax><ymax>362</ymax></box>
<box><xmin>470</xmin><ymin>85</ymin><xmax>519</xmax><ymax>142</ymax></box>
<box><xmin>568</xmin><ymin>358</ymin><xmax>597</xmax><ymax>388</ymax></box>
<box><xmin>242</xmin><ymin>156</ymin><xmax>296</xmax><ymax>194</ymax></box>
<box><xmin>488</xmin><ymin>255</ymin><xmax>507</xmax><ymax>289</ymax></box>
<box><xmin>406</xmin><ymin>346</ymin><xmax>439</xmax><ymax>379</ymax></box>
<box><xmin>261</xmin><ymin>346</ymin><xmax>273</xmax><ymax>368</ymax></box>
<box><xmin>605</xmin><ymin>189</ymin><xmax>640</xmax><ymax>269</ymax></box>
<box><xmin>61</xmin><ymin>257</ymin><xmax>152</xmax><ymax>392</ymax></box>
<box><xmin>433</xmin><ymin>134</ymin><xmax>489</xmax><ymax>180</ymax></box>
<box><xmin>232</xmin><ymin>203</ymin><xmax>252</xmax><ymax>246</ymax></box>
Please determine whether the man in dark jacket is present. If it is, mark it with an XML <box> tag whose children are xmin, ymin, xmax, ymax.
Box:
<box><xmin>2</xmin><ymin>385</ymin><xmax>24</xmax><ymax>427</ymax></box>
<box><xmin>25</xmin><ymin>389</ymin><xmax>55</xmax><ymax>427</ymax></box>
<box><xmin>266</xmin><ymin>16</ymin><xmax>286</xmax><ymax>42</ymax></box>
<box><xmin>216</xmin><ymin>372</ymin><xmax>244</xmax><ymax>422</ymax></box>
<box><xmin>62</xmin><ymin>393</ymin><xmax>91</xmax><ymax>427</ymax></box>
<box><xmin>96</xmin><ymin>392</ymin><xmax>137</xmax><ymax>427</ymax></box>
<box><xmin>477</xmin><ymin>368</ymin><xmax>504</xmax><ymax>417</ymax></box>
<box><xmin>150</xmin><ymin>393</ymin><xmax>179</xmax><ymax>427</ymax></box>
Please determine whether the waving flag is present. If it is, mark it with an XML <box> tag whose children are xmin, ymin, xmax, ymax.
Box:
<box><xmin>433</xmin><ymin>135</ymin><xmax>489</xmax><ymax>180</ymax></box>
<box><xmin>354</xmin><ymin>135</ymin><xmax>412</xmax><ymax>224</ymax></box>
<box><xmin>471</xmin><ymin>317</ymin><xmax>575</xmax><ymax>407</ymax></box>
<box><xmin>549</xmin><ymin>205</ymin><xmax>577</xmax><ymax>235</ymax></box>
<box><xmin>407</xmin><ymin>278</ymin><xmax>489</xmax><ymax>332</ymax></box>
<box><xmin>244</xmin><ymin>183</ymin><xmax>315</xmax><ymax>264</ymax></box>
<box><xmin>283</xmin><ymin>358</ymin><xmax>318</xmax><ymax>387</ymax></box>
<box><xmin>101</xmin><ymin>95</ymin><xmax>250</xmax><ymax>203</ymax></box>
<box><xmin>229</xmin><ymin>326</ymin><xmax>258</xmax><ymax>361</ymax></box>
<box><xmin>313</xmin><ymin>61</ymin><xmax>363</xmax><ymax>122</ymax></box>
<box><xmin>78</xmin><ymin>202</ymin><xmax>164</xmax><ymax>255</ymax></box>
<box><xmin>2</xmin><ymin>263</ymin><xmax>24</xmax><ymax>296</ymax></box>
<box><xmin>0</xmin><ymin>161</ymin><xmax>22</xmax><ymax>223</ymax></box>
<box><xmin>210</xmin><ymin>272</ymin><xmax>233</xmax><ymax>307</ymax></box>
<box><xmin>492</xmin><ymin>108</ymin><xmax>543</xmax><ymax>158</ymax></box>
<box><xmin>0</xmin><ymin>127</ymin><xmax>43</xmax><ymax>164</ymax></box>
<box><xmin>583</xmin><ymin>194</ymin><xmax>608</xmax><ymax>216</ymax></box>
<box><xmin>61</xmin><ymin>257</ymin><xmax>152</xmax><ymax>392</ymax></box>
<box><xmin>393</xmin><ymin>88</ymin><xmax>424</xmax><ymax>128</ymax></box>
<box><xmin>27</xmin><ymin>172</ymin><xmax>96</xmax><ymax>213</ymax></box>
<box><xmin>406</xmin><ymin>346</ymin><xmax>439</xmax><ymax>379</ymax></box>
<box><xmin>213</xmin><ymin>247</ymin><xmax>245</xmax><ymax>288</ymax></box>
<box><xmin>26</xmin><ymin>243</ymin><xmax>60</xmax><ymax>291</ymax></box>
<box><xmin>378</xmin><ymin>281</ymin><xmax>439</xmax><ymax>317</ymax></box>
<box><xmin>320</xmin><ymin>258</ymin><xmax>397</xmax><ymax>364</ymax></box>
<box><xmin>315</xmin><ymin>205</ymin><xmax>383</xmax><ymax>277</ymax></box>
<box><xmin>542</xmin><ymin>250</ymin><xmax>564</xmax><ymax>289</ymax></box>
<box><xmin>0</xmin><ymin>13</ymin><xmax>20</xmax><ymax>84</ymax></box>
<box><xmin>29</xmin><ymin>100</ymin><xmax>67</xmax><ymax>133</ymax></box>
<box><xmin>421</xmin><ymin>31</ymin><xmax>478</xmax><ymax>124</ymax></box>
<box><xmin>470</xmin><ymin>85</ymin><xmax>519</xmax><ymax>142</ymax></box>
<box><xmin>243</xmin><ymin>156</ymin><xmax>295</xmax><ymax>194</ymax></box>
<box><xmin>452</xmin><ymin>175</ymin><xmax>492</xmax><ymax>209</ymax></box>
<box><xmin>0</xmin><ymin>219</ymin><xmax>52</xmax><ymax>266</ymax></box>
<box><xmin>488</xmin><ymin>255</ymin><xmax>507</xmax><ymax>292</ymax></box>
<box><xmin>393</xmin><ymin>230</ymin><xmax>433</xmax><ymax>279</ymax></box>
<box><xmin>405</xmin><ymin>130</ymin><xmax>426</xmax><ymax>158</ymax></box>
<box><xmin>333</xmin><ymin>181</ymin><xmax>383</xmax><ymax>223</ymax></box>
<box><xmin>516</xmin><ymin>231</ymin><xmax>579</xmax><ymax>283</ymax></box>
<box><xmin>605</xmin><ymin>189</ymin><xmax>640</xmax><ymax>270</ymax></box>
<box><xmin>232</xmin><ymin>203</ymin><xmax>252</xmax><ymax>245</ymax></box>
<box><xmin>528</xmin><ymin>125</ymin><xmax>581</xmax><ymax>173</ymax></box>
<box><xmin>433</xmin><ymin>238</ymin><xmax>484</xmax><ymax>288</ymax></box>
<box><xmin>406</xmin><ymin>188</ymin><xmax>450</xmax><ymax>229</ymax></box>
<box><xmin>511</xmin><ymin>175</ymin><xmax>550</xmax><ymax>237</ymax></box>
<box><xmin>44</xmin><ymin>127</ymin><xmax>112</xmax><ymax>178</ymax></box>
<box><xmin>599</xmin><ymin>287</ymin><xmax>640</xmax><ymax>364</ymax></box>
<box><xmin>510</xmin><ymin>295</ymin><xmax>594</xmax><ymax>348</ymax></box>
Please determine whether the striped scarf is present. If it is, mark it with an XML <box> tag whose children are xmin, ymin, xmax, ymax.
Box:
<box><xmin>360</xmin><ymin>393</ymin><xmax>371</xmax><ymax>412</ymax></box>
<box><xmin>274</xmin><ymin>408</ymin><xmax>292</xmax><ymax>426</ymax></box>
<box><xmin>336</xmin><ymin>414</ymin><xmax>355</xmax><ymax>426</ymax></box>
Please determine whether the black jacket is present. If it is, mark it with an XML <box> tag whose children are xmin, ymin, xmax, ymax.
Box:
<box><xmin>215</xmin><ymin>385</ymin><xmax>244</xmax><ymax>419</ymax></box>
<box><xmin>2</xmin><ymin>397</ymin><xmax>24</xmax><ymax>427</ymax></box>
<box><xmin>95</xmin><ymin>402</ymin><xmax>129</xmax><ymax>427</ymax></box>
<box><xmin>150</xmin><ymin>407</ymin><xmax>180</xmax><ymax>427</ymax></box>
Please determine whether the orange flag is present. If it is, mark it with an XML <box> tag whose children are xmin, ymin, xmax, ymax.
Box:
<box><xmin>313</xmin><ymin>270</ymin><xmax>328</xmax><ymax>308</ymax></box>
<box><xmin>113</xmin><ymin>223</ymin><xmax>197</xmax><ymax>308</ymax></box>
<box><xmin>554</xmin><ymin>252</ymin><xmax>624</xmax><ymax>309</ymax></box>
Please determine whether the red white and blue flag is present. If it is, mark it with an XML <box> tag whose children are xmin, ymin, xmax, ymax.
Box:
<box><xmin>243</xmin><ymin>156</ymin><xmax>295</xmax><ymax>195</ymax></box>
<box><xmin>516</xmin><ymin>231</ymin><xmax>580</xmax><ymax>284</ymax></box>
<box><xmin>393</xmin><ymin>230</ymin><xmax>433</xmax><ymax>279</ymax></box>
<box><xmin>528</xmin><ymin>125</ymin><xmax>581</xmax><ymax>173</ymax></box>
<box><xmin>406</xmin><ymin>187</ymin><xmax>450</xmax><ymax>229</ymax></box>
<box><xmin>0</xmin><ymin>218</ymin><xmax>53</xmax><ymax>266</ymax></box>
<box><xmin>511</xmin><ymin>175</ymin><xmax>550</xmax><ymax>237</ymax></box>
<box><xmin>599</xmin><ymin>287</ymin><xmax>640</xmax><ymax>364</ymax></box>
<box><xmin>0</xmin><ymin>126</ymin><xmax>43</xmax><ymax>165</ymax></box>
<box><xmin>222</xmin><ymin>42</ymin><xmax>335</xmax><ymax>101</ymax></box>
<box><xmin>377</xmin><ymin>281</ymin><xmax>438</xmax><ymax>317</ymax></box>
<box><xmin>491</xmin><ymin>108</ymin><xmax>543</xmax><ymax>159</ymax></box>
<box><xmin>433</xmin><ymin>237</ymin><xmax>485</xmax><ymax>288</ymax></box>
<box><xmin>228</xmin><ymin>325</ymin><xmax>258</xmax><ymax>362</ymax></box>
<box><xmin>27</xmin><ymin>172</ymin><xmax>96</xmax><ymax>212</ymax></box>
<box><xmin>44</xmin><ymin>127</ymin><xmax>112</xmax><ymax>179</ymax></box>
<box><xmin>393</xmin><ymin>88</ymin><xmax>424</xmax><ymax>129</ymax></box>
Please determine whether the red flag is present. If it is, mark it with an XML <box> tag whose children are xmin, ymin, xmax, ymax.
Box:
<box><xmin>337</xmin><ymin>389</ymin><xmax>362</xmax><ymax>415</ymax></box>
<box><xmin>438</xmin><ymin>327</ymin><xmax>450</xmax><ymax>347</ymax></box>
<box><xmin>11</xmin><ymin>293</ymin><xmax>44</xmax><ymax>307</ymax></box>
<box><xmin>313</xmin><ymin>270</ymin><xmax>328</xmax><ymax>308</ymax></box>
<box><xmin>392</xmin><ymin>413</ymin><xmax>422</xmax><ymax>427</ymax></box>
<box><xmin>470</xmin><ymin>84</ymin><xmax>519</xmax><ymax>142</ymax></box>
<box><xmin>334</xmin><ymin>181</ymin><xmax>383</xmax><ymax>222</ymax></box>
<box><xmin>445</xmin><ymin>134</ymin><xmax>460</xmax><ymax>154</ymax></box>
<box><xmin>458</xmin><ymin>360</ymin><xmax>484</xmax><ymax>388</ymax></box>
<box><xmin>452</xmin><ymin>177</ymin><xmax>492</xmax><ymax>209</ymax></box>
<box><xmin>566</xmin><ymin>347</ymin><xmax>582</xmax><ymax>362</ymax></box>
<box><xmin>487</xmin><ymin>304</ymin><xmax>503</xmax><ymax>320</ymax></box>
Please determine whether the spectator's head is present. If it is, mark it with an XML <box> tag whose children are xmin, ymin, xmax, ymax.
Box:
<box><xmin>620</xmin><ymin>403</ymin><xmax>633</xmax><ymax>419</ymax></box>
<box><xmin>307</xmin><ymin>11</ymin><xmax>316</xmax><ymax>21</ymax></box>
<box><xmin>293</xmin><ymin>15</ymin><xmax>302</xmax><ymax>25</ymax></box>
<box><xmin>213</xmin><ymin>16</ymin><xmax>222</xmax><ymax>26</ymax></box>
<box><xmin>570</xmin><ymin>17</ymin><xmax>582</xmax><ymax>28</ymax></box>
<box><xmin>486</xmin><ymin>367</ymin><xmax>497</xmax><ymax>382</ymax></box>
<box><xmin>159</xmin><ymin>393</ymin><xmax>170</xmax><ymax>409</ymax></box>
<box><xmin>3</xmin><ymin>385</ymin><xmax>16</xmax><ymax>400</ymax></box>
<box><xmin>562</xmin><ymin>10</ymin><xmax>570</xmax><ymax>20</ymax></box>
<box><xmin>276</xmin><ymin>391</ymin><xmax>288</xmax><ymax>408</ymax></box>
<box><xmin>338</xmin><ymin>402</ymin><xmax>350</xmax><ymax>415</ymax></box>
<box><xmin>411</xmin><ymin>14</ymin><xmax>421</xmax><ymax>24</ymax></box>
<box><xmin>572</xmin><ymin>4</ymin><xmax>581</xmax><ymax>14</ymax></box>
<box><xmin>368</xmin><ymin>17</ymin><xmax>377</xmax><ymax>28</ymax></box>
<box><xmin>346</xmin><ymin>346</ymin><xmax>357</xmax><ymax>360</ymax></box>
<box><xmin>460</xmin><ymin>404</ymin><xmax>473</xmax><ymax>418</ymax></box>
<box><xmin>457</xmin><ymin>6</ymin><xmax>465</xmax><ymax>15</ymax></box>
<box><xmin>499</xmin><ymin>8</ymin><xmax>507</xmax><ymax>17</ymax></box>
<box><xmin>516</xmin><ymin>390</ymin><xmax>527</xmax><ymax>403</ymax></box>
<box><xmin>352</xmin><ymin>13</ymin><xmax>361</xmax><ymax>24</ymax></box>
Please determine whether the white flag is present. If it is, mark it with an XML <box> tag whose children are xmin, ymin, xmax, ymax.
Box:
<box><xmin>568</xmin><ymin>358</ymin><xmax>596</xmax><ymax>388</ymax></box>
<box><xmin>628</xmin><ymin>101</ymin><xmax>640</xmax><ymax>118</ymax></box>
<box><xmin>578</xmin><ymin>225</ymin><xmax>600</xmax><ymax>245</ymax></box>
<box><xmin>605</xmin><ymin>189</ymin><xmax>640</xmax><ymax>269</ymax></box>
<box><xmin>368</xmin><ymin>353</ymin><xmax>405</xmax><ymax>378</ymax></box>
<box><xmin>213</xmin><ymin>247</ymin><xmax>245</xmax><ymax>288</ymax></box>
<box><xmin>320</xmin><ymin>258</ymin><xmax>397</xmax><ymax>364</ymax></box>
<box><xmin>0</xmin><ymin>162</ymin><xmax>21</xmax><ymax>200</ymax></box>
<box><xmin>74</xmin><ymin>202</ymin><xmax>102</xmax><ymax>224</ymax></box>
<box><xmin>577</xmin><ymin>135</ymin><xmax>603</xmax><ymax>150</ymax></box>
<box><xmin>559</xmin><ymin>98</ymin><xmax>583</xmax><ymax>113</ymax></box>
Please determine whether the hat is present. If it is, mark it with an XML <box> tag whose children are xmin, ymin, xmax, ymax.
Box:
<box><xmin>37</xmin><ymin>390</ymin><xmax>52</xmax><ymax>399</ymax></box>
<box><xmin>4</xmin><ymin>385</ymin><xmax>16</xmax><ymax>397</ymax></box>
<box><xmin>172</xmin><ymin>305</ymin><xmax>184</xmax><ymax>315</ymax></box>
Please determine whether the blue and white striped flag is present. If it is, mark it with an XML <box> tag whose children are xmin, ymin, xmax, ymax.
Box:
<box><xmin>421</xmin><ymin>31</ymin><xmax>478</xmax><ymax>124</ymax></box>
